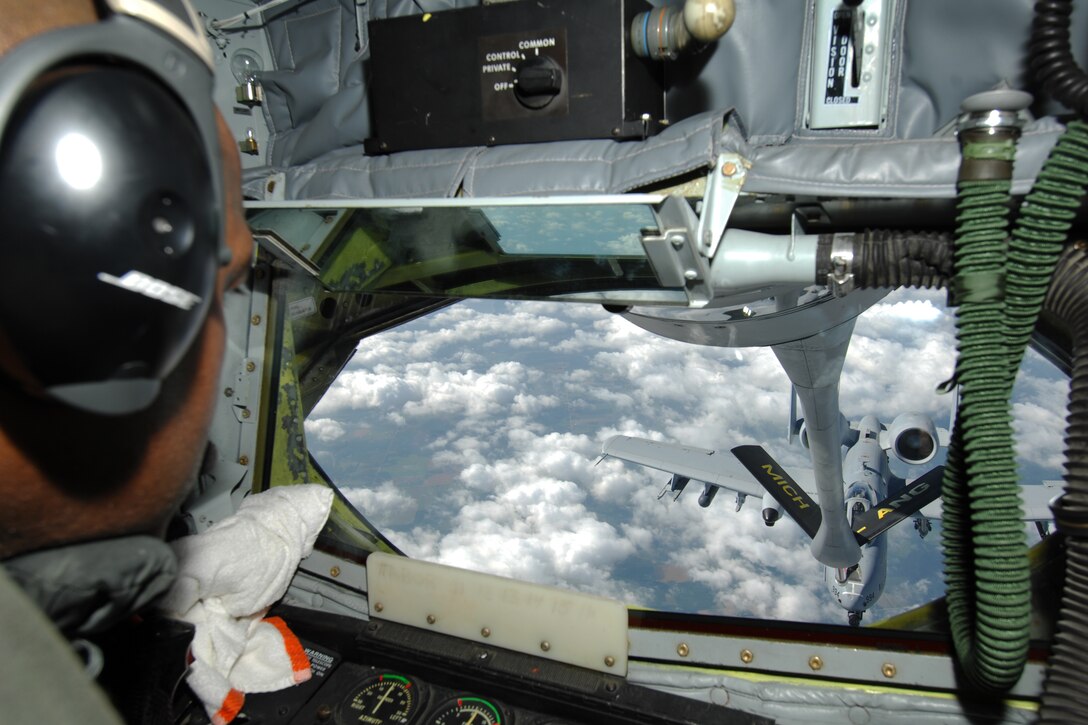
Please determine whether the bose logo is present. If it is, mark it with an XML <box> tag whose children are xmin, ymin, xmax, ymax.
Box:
<box><xmin>97</xmin><ymin>270</ymin><xmax>202</xmax><ymax>311</ymax></box>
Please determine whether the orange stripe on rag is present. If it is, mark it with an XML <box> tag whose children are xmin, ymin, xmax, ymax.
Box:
<box><xmin>265</xmin><ymin>616</ymin><xmax>312</xmax><ymax>682</ymax></box>
<box><xmin>213</xmin><ymin>688</ymin><xmax>244</xmax><ymax>725</ymax></box>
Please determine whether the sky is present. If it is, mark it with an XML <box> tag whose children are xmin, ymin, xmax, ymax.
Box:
<box><xmin>305</xmin><ymin>287</ymin><xmax>1068</xmax><ymax>626</ymax></box>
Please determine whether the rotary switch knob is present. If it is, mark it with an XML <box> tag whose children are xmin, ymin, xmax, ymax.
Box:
<box><xmin>513</xmin><ymin>55</ymin><xmax>563</xmax><ymax>109</ymax></box>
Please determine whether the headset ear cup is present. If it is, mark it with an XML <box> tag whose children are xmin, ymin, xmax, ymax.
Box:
<box><xmin>0</xmin><ymin>66</ymin><xmax>219</xmax><ymax>414</ymax></box>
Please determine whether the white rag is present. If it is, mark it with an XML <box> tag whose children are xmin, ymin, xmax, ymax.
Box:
<box><xmin>159</xmin><ymin>485</ymin><xmax>334</xmax><ymax>725</ymax></box>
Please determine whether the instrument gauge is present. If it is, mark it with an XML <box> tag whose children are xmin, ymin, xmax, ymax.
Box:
<box><xmin>340</xmin><ymin>673</ymin><xmax>419</xmax><ymax>725</ymax></box>
<box><xmin>429</xmin><ymin>696</ymin><xmax>506</xmax><ymax>725</ymax></box>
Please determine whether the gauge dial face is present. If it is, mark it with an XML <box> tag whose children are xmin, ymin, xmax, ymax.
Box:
<box><xmin>430</xmin><ymin>697</ymin><xmax>504</xmax><ymax>725</ymax></box>
<box><xmin>341</xmin><ymin>674</ymin><xmax>419</xmax><ymax>725</ymax></box>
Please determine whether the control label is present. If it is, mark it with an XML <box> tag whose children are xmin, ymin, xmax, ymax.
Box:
<box><xmin>478</xmin><ymin>28</ymin><xmax>568</xmax><ymax>122</ymax></box>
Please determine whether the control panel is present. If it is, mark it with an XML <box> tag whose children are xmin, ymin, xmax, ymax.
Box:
<box><xmin>364</xmin><ymin>0</ymin><xmax>664</xmax><ymax>153</ymax></box>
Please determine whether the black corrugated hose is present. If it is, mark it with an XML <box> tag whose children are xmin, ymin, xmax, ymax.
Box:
<box><xmin>1032</xmin><ymin>0</ymin><xmax>1088</xmax><ymax>119</ymax></box>
<box><xmin>1038</xmin><ymin>246</ymin><xmax>1088</xmax><ymax>722</ymax></box>
<box><xmin>814</xmin><ymin>230</ymin><xmax>955</xmax><ymax>289</ymax></box>
<box><xmin>1032</xmin><ymin>0</ymin><xmax>1088</xmax><ymax>719</ymax></box>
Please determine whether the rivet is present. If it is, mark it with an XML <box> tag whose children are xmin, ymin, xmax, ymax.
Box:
<box><xmin>426</xmin><ymin>614</ymin><xmax>436</xmax><ymax>625</ymax></box>
<box><xmin>611</xmin><ymin>127</ymin><xmax>622</xmax><ymax>137</ymax></box>
<box><xmin>481</xmin><ymin>627</ymin><xmax>491</xmax><ymax>638</ymax></box>
<box><xmin>604</xmin><ymin>656</ymin><xmax>616</xmax><ymax>668</ymax></box>
<box><xmin>722</xmin><ymin>161</ymin><xmax>738</xmax><ymax>177</ymax></box>
<box><xmin>487</xmin><ymin>136</ymin><xmax>497</xmax><ymax>145</ymax></box>
<box><xmin>315</xmin><ymin>703</ymin><xmax>332</xmax><ymax>721</ymax></box>
<box><xmin>684</xmin><ymin>269</ymin><xmax>698</xmax><ymax>280</ymax></box>
<box><xmin>238</xmin><ymin>455</ymin><xmax>249</xmax><ymax>466</ymax></box>
<box><xmin>373</xmin><ymin>602</ymin><xmax>383</xmax><ymax>613</ymax></box>
<box><xmin>224</xmin><ymin>387</ymin><xmax>235</xmax><ymax>397</ymax></box>
<box><xmin>677</xmin><ymin>643</ymin><xmax>690</xmax><ymax>657</ymax></box>
<box><xmin>540</xmin><ymin>641</ymin><xmax>551</xmax><ymax>652</ymax></box>
<box><xmin>809</xmin><ymin>655</ymin><xmax>823</xmax><ymax>671</ymax></box>
<box><xmin>241</xmin><ymin>409</ymin><xmax>251</xmax><ymax>419</ymax></box>
<box><xmin>329</xmin><ymin>566</ymin><xmax>340</xmax><ymax>578</ymax></box>
<box><xmin>882</xmin><ymin>663</ymin><xmax>897</xmax><ymax>678</ymax></box>
<box><xmin>251</xmin><ymin>314</ymin><xmax>262</xmax><ymax>326</ymax></box>
<box><xmin>246</xmin><ymin>361</ymin><xmax>256</xmax><ymax>372</ymax></box>
<box><xmin>740</xmin><ymin>649</ymin><xmax>753</xmax><ymax>664</ymax></box>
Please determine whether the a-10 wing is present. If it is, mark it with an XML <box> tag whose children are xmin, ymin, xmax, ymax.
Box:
<box><xmin>917</xmin><ymin>480</ymin><xmax>1061</xmax><ymax>523</ymax></box>
<box><xmin>599</xmin><ymin>435</ymin><xmax>769</xmax><ymax>500</ymax></box>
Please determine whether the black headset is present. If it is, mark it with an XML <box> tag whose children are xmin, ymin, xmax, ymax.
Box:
<box><xmin>0</xmin><ymin>0</ymin><xmax>229</xmax><ymax>415</ymax></box>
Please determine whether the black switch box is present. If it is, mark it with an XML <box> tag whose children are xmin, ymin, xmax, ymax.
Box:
<box><xmin>364</xmin><ymin>0</ymin><xmax>664</xmax><ymax>154</ymax></box>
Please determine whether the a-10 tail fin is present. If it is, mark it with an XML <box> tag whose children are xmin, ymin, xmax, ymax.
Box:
<box><xmin>851</xmin><ymin>466</ymin><xmax>944</xmax><ymax>545</ymax></box>
<box><xmin>732</xmin><ymin>444</ymin><xmax>944</xmax><ymax>545</ymax></box>
<box><xmin>731</xmin><ymin>445</ymin><xmax>822</xmax><ymax>539</ymax></box>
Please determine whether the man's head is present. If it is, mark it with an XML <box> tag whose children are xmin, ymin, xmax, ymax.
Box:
<box><xmin>0</xmin><ymin>0</ymin><xmax>253</xmax><ymax>558</ymax></box>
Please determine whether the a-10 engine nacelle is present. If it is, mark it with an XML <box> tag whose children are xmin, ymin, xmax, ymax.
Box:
<box><xmin>886</xmin><ymin>413</ymin><xmax>939</xmax><ymax>465</ymax></box>
<box><xmin>761</xmin><ymin>491</ymin><xmax>782</xmax><ymax>526</ymax></box>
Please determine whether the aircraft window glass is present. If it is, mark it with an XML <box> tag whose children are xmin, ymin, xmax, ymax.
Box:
<box><xmin>305</xmin><ymin>286</ymin><xmax>1066</xmax><ymax>626</ymax></box>
<box><xmin>246</xmin><ymin>202</ymin><xmax>687</xmax><ymax>306</ymax></box>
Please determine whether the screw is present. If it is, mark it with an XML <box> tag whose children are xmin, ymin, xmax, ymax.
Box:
<box><xmin>809</xmin><ymin>655</ymin><xmax>823</xmax><ymax>671</ymax></box>
<box><xmin>677</xmin><ymin>643</ymin><xmax>690</xmax><ymax>657</ymax></box>
<box><xmin>670</xmin><ymin>235</ymin><xmax>685</xmax><ymax>249</ymax></box>
<box><xmin>241</xmin><ymin>409</ymin><xmax>251</xmax><ymax>419</ymax></box>
<box><xmin>1075</xmin><ymin>239</ymin><xmax>1087</xmax><ymax>251</ymax></box>
<box><xmin>611</xmin><ymin>127</ymin><xmax>622</xmax><ymax>136</ymax></box>
<box><xmin>224</xmin><ymin>387</ymin><xmax>234</xmax><ymax>397</ymax></box>
<box><xmin>867</xmin><ymin>14</ymin><xmax>877</xmax><ymax>25</ymax></box>
<box><xmin>740</xmin><ymin>649</ymin><xmax>753</xmax><ymax>664</ymax></box>
<box><xmin>329</xmin><ymin>566</ymin><xmax>340</xmax><ymax>578</ymax></box>
<box><xmin>255</xmin><ymin>267</ymin><xmax>266</xmax><ymax>280</ymax></box>
<box><xmin>246</xmin><ymin>361</ymin><xmax>256</xmax><ymax>373</ymax></box>
<box><xmin>426</xmin><ymin>614</ymin><xmax>436</xmax><ymax>625</ymax></box>
<box><xmin>373</xmin><ymin>602</ymin><xmax>383</xmax><ymax>613</ymax></box>
<box><xmin>721</xmin><ymin>161</ymin><xmax>738</xmax><ymax>177</ymax></box>
<box><xmin>604</xmin><ymin>681</ymin><xmax>618</xmax><ymax>693</ymax></box>
<box><xmin>251</xmin><ymin>315</ymin><xmax>262</xmax><ymax>326</ymax></box>
<box><xmin>238</xmin><ymin>455</ymin><xmax>249</xmax><ymax>466</ymax></box>
<box><xmin>487</xmin><ymin>136</ymin><xmax>497</xmax><ymax>145</ymax></box>
<box><xmin>882</xmin><ymin>663</ymin><xmax>897</xmax><ymax>678</ymax></box>
<box><xmin>315</xmin><ymin>704</ymin><xmax>332</xmax><ymax>721</ymax></box>
<box><xmin>684</xmin><ymin>269</ymin><xmax>698</xmax><ymax>280</ymax></box>
<box><xmin>481</xmin><ymin>627</ymin><xmax>491</xmax><ymax>638</ymax></box>
<box><xmin>266</xmin><ymin>180</ymin><xmax>276</xmax><ymax>194</ymax></box>
<box><xmin>604</xmin><ymin>656</ymin><xmax>616</xmax><ymax>668</ymax></box>
<box><xmin>379</xmin><ymin>141</ymin><xmax>389</xmax><ymax>151</ymax></box>
<box><xmin>540</xmin><ymin>641</ymin><xmax>551</xmax><ymax>652</ymax></box>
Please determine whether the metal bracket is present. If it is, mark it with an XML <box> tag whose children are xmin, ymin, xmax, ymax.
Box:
<box><xmin>695</xmin><ymin>153</ymin><xmax>749</xmax><ymax>260</ymax></box>
<box><xmin>642</xmin><ymin>196</ymin><xmax>713</xmax><ymax>307</ymax></box>
<box><xmin>827</xmin><ymin>233</ymin><xmax>855</xmax><ymax>297</ymax></box>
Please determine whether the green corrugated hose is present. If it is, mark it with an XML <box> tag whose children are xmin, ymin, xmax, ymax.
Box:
<box><xmin>943</xmin><ymin>121</ymin><xmax>1088</xmax><ymax>693</ymax></box>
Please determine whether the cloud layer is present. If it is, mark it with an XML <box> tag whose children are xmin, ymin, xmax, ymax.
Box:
<box><xmin>307</xmin><ymin>287</ymin><xmax>1065</xmax><ymax>625</ymax></box>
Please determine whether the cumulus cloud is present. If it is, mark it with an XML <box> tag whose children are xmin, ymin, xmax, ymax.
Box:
<box><xmin>318</xmin><ymin>288</ymin><xmax>1066</xmax><ymax>625</ymax></box>
<box><xmin>305</xmin><ymin>417</ymin><xmax>345</xmax><ymax>443</ymax></box>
